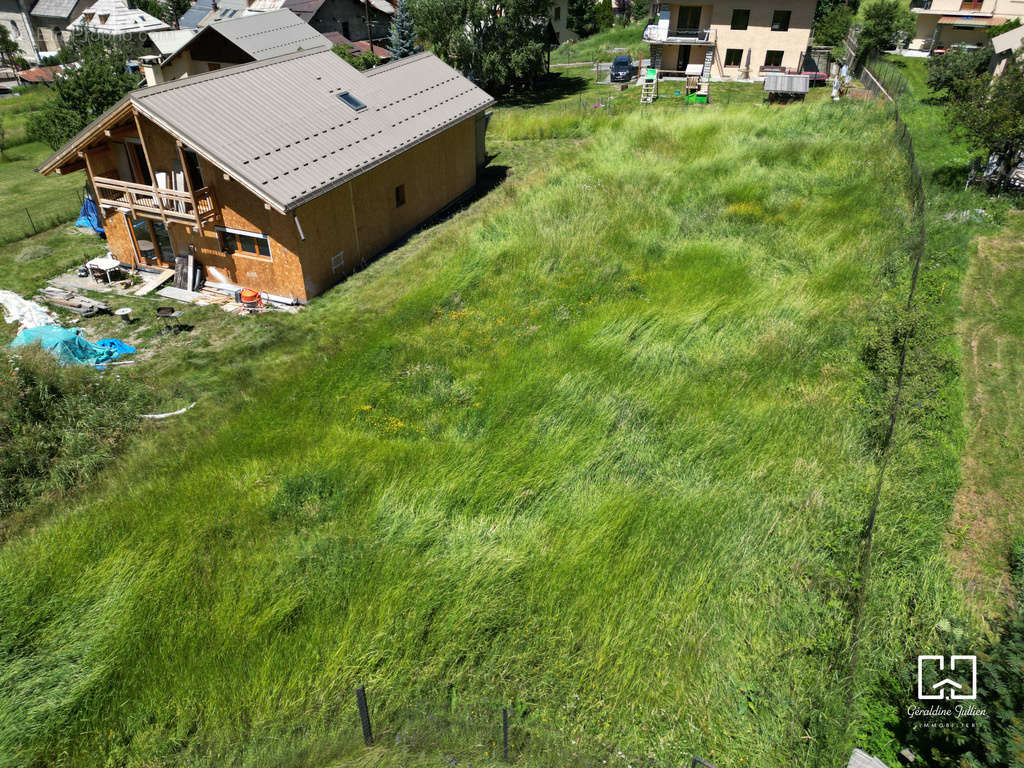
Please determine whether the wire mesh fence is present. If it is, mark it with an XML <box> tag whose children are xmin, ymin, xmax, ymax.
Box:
<box><xmin>0</xmin><ymin>188</ymin><xmax>85</xmax><ymax>246</ymax></box>
<box><xmin>344</xmin><ymin>687</ymin><xmax>722</xmax><ymax>768</ymax></box>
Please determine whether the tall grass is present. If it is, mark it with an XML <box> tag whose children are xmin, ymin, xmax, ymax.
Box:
<box><xmin>0</xmin><ymin>103</ymin><xmax>950</xmax><ymax>768</ymax></box>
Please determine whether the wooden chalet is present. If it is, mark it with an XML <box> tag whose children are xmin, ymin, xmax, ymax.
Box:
<box><xmin>38</xmin><ymin>50</ymin><xmax>494</xmax><ymax>302</ymax></box>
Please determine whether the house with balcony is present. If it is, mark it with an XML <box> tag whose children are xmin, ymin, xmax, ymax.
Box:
<box><xmin>37</xmin><ymin>49</ymin><xmax>494</xmax><ymax>302</ymax></box>
<box><xmin>643</xmin><ymin>0</ymin><xmax>815</xmax><ymax>81</ymax></box>
<box><xmin>908</xmin><ymin>0</ymin><xmax>1022</xmax><ymax>53</ymax></box>
<box><xmin>138</xmin><ymin>9</ymin><xmax>331</xmax><ymax>86</ymax></box>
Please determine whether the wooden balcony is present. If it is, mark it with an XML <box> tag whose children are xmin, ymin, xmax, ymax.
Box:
<box><xmin>92</xmin><ymin>176</ymin><xmax>219</xmax><ymax>228</ymax></box>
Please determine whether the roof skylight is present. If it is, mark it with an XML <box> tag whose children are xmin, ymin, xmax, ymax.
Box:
<box><xmin>337</xmin><ymin>91</ymin><xmax>367</xmax><ymax>111</ymax></box>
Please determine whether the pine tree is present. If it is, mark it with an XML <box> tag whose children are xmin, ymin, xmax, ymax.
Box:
<box><xmin>389</xmin><ymin>0</ymin><xmax>417</xmax><ymax>59</ymax></box>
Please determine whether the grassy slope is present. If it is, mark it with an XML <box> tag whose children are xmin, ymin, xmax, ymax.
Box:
<box><xmin>846</xmin><ymin>58</ymin><xmax>1017</xmax><ymax>760</ymax></box>
<box><xmin>552</xmin><ymin>23</ymin><xmax>645</xmax><ymax>63</ymax></box>
<box><xmin>0</xmin><ymin>87</ymin><xmax>53</xmax><ymax>146</ymax></box>
<box><xmin>0</xmin><ymin>97</ymin><xmax>926</xmax><ymax>768</ymax></box>
<box><xmin>0</xmin><ymin>141</ymin><xmax>85</xmax><ymax>244</ymax></box>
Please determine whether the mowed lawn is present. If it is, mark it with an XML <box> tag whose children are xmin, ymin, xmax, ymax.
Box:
<box><xmin>0</xmin><ymin>104</ymin><xmax>930</xmax><ymax>767</ymax></box>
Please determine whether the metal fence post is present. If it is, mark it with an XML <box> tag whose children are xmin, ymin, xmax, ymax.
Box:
<box><xmin>502</xmin><ymin>707</ymin><xmax>509</xmax><ymax>762</ymax></box>
<box><xmin>24</xmin><ymin>208</ymin><xmax>36</xmax><ymax>235</ymax></box>
<box><xmin>356</xmin><ymin>686</ymin><xmax>373</xmax><ymax>746</ymax></box>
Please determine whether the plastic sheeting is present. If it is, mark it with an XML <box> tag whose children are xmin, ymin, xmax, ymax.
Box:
<box><xmin>0</xmin><ymin>290</ymin><xmax>57</xmax><ymax>330</ymax></box>
<box><xmin>74</xmin><ymin>196</ymin><xmax>105</xmax><ymax>235</ymax></box>
<box><xmin>10</xmin><ymin>326</ymin><xmax>135</xmax><ymax>366</ymax></box>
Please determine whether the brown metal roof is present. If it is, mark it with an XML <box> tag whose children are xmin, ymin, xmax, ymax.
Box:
<box><xmin>39</xmin><ymin>50</ymin><xmax>494</xmax><ymax>213</ymax></box>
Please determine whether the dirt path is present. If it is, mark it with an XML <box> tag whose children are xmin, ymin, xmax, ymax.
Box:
<box><xmin>949</xmin><ymin>211</ymin><xmax>1024</xmax><ymax>615</ymax></box>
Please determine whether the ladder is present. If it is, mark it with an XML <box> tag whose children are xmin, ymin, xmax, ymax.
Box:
<box><xmin>698</xmin><ymin>47</ymin><xmax>713</xmax><ymax>99</ymax></box>
<box><xmin>701</xmin><ymin>47</ymin><xmax>714</xmax><ymax>80</ymax></box>
<box><xmin>640</xmin><ymin>75</ymin><xmax>658</xmax><ymax>103</ymax></box>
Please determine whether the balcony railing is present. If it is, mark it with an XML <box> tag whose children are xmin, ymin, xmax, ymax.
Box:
<box><xmin>92</xmin><ymin>176</ymin><xmax>219</xmax><ymax>227</ymax></box>
<box><xmin>643</xmin><ymin>25</ymin><xmax>716</xmax><ymax>45</ymax></box>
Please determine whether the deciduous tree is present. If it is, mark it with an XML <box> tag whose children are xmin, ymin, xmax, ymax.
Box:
<box><xmin>28</xmin><ymin>34</ymin><xmax>139</xmax><ymax>150</ymax></box>
<box><xmin>410</xmin><ymin>0</ymin><xmax>550</xmax><ymax>93</ymax></box>
<box><xmin>856</xmin><ymin>0</ymin><xmax>913</xmax><ymax>62</ymax></box>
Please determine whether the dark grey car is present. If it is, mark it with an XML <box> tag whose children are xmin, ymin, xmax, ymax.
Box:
<box><xmin>610</xmin><ymin>55</ymin><xmax>633</xmax><ymax>83</ymax></box>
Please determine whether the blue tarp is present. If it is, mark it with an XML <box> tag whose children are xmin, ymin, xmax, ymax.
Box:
<box><xmin>10</xmin><ymin>327</ymin><xmax>134</xmax><ymax>366</ymax></box>
<box><xmin>74</xmin><ymin>197</ymin><xmax>105</xmax><ymax>235</ymax></box>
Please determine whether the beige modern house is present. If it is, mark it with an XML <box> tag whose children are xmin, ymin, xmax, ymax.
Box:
<box><xmin>908</xmin><ymin>0</ymin><xmax>1022</xmax><ymax>52</ymax></box>
<box><xmin>644</xmin><ymin>0</ymin><xmax>814</xmax><ymax>79</ymax></box>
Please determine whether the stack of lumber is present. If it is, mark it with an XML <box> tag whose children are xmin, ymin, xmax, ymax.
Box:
<box><xmin>36</xmin><ymin>287</ymin><xmax>110</xmax><ymax>317</ymax></box>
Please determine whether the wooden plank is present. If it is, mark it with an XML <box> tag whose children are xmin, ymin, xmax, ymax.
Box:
<box><xmin>156</xmin><ymin>286</ymin><xmax>203</xmax><ymax>303</ymax></box>
<box><xmin>134</xmin><ymin>268</ymin><xmax>174</xmax><ymax>296</ymax></box>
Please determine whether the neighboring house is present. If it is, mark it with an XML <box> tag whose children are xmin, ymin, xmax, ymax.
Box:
<box><xmin>177</xmin><ymin>0</ymin><xmax>252</xmax><ymax>29</ymax></box>
<box><xmin>246</xmin><ymin>0</ymin><xmax>394</xmax><ymax>41</ymax></box>
<box><xmin>644</xmin><ymin>0</ymin><xmax>815</xmax><ymax>79</ymax></box>
<box><xmin>139</xmin><ymin>9</ymin><xmax>331</xmax><ymax>85</ymax></box>
<box><xmin>908</xmin><ymin>0</ymin><xmax>1022</xmax><ymax>53</ymax></box>
<box><xmin>549</xmin><ymin>0</ymin><xmax>575</xmax><ymax>42</ymax></box>
<box><xmin>69</xmin><ymin>0</ymin><xmax>169</xmax><ymax>36</ymax></box>
<box><xmin>0</xmin><ymin>0</ymin><xmax>38</xmax><ymax>59</ymax></box>
<box><xmin>28</xmin><ymin>0</ymin><xmax>92</xmax><ymax>55</ymax></box>
<box><xmin>15</xmin><ymin>61</ymin><xmax>65</xmax><ymax>80</ymax></box>
<box><xmin>324</xmin><ymin>30</ymin><xmax>392</xmax><ymax>60</ymax></box>
<box><xmin>990</xmin><ymin>21</ymin><xmax>1023</xmax><ymax>74</ymax></box>
<box><xmin>37</xmin><ymin>50</ymin><xmax>495</xmax><ymax>302</ymax></box>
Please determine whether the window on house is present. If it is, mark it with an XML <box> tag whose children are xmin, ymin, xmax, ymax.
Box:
<box><xmin>554</xmin><ymin>5</ymin><xmax>561</xmax><ymax>20</ymax></box>
<box><xmin>342</xmin><ymin>21</ymin><xmax>350</xmax><ymax>37</ymax></box>
<box><xmin>395</xmin><ymin>184</ymin><xmax>406</xmax><ymax>207</ymax></box>
<box><xmin>337</xmin><ymin>91</ymin><xmax>367</xmax><ymax>111</ymax></box>
<box><xmin>771</xmin><ymin>10</ymin><xmax>791</xmax><ymax>31</ymax></box>
<box><xmin>208</xmin><ymin>63</ymin><xmax>220</xmax><ymax>71</ymax></box>
<box><xmin>730</xmin><ymin>9</ymin><xmax>750</xmax><ymax>30</ymax></box>
<box><xmin>724</xmin><ymin>48</ymin><xmax>743</xmax><ymax>66</ymax></box>
<box><xmin>764</xmin><ymin>50</ymin><xmax>784</xmax><ymax>67</ymax></box>
<box><xmin>217</xmin><ymin>228</ymin><xmax>272</xmax><ymax>259</ymax></box>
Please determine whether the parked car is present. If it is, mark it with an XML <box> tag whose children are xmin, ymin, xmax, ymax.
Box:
<box><xmin>610</xmin><ymin>55</ymin><xmax>634</xmax><ymax>83</ymax></box>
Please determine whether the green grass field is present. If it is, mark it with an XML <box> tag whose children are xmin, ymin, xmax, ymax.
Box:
<box><xmin>0</xmin><ymin>82</ymin><xmax>960</xmax><ymax>768</ymax></box>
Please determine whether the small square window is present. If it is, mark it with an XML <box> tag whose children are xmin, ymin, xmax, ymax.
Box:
<box><xmin>730</xmin><ymin>9</ymin><xmax>749</xmax><ymax>30</ymax></box>
<box><xmin>338</xmin><ymin>91</ymin><xmax>367</xmax><ymax>111</ymax></box>
<box><xmin>764</xmin><ymin>50</ymin><xmax>784</xmax><ymax>67</ymax></box>
<box><xmin>395</xmin><ymin>184</ymin><xmax>406</xmax><ymax>207</ymax></box>
<box><xmin>724</xmin><ymin>48</ymin><xmax>743</xmax><ymax>67</ymax></box>
<box><xmin>771</xmin><ymin>10</ymin><xmax>791</xmax><ymax>31</ymax></box>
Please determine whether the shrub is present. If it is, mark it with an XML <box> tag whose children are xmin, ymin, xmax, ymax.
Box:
<box><xmin>925</xmin><ymin>45</ymin><xmax>991</xmax><ymax>101</ymax></box>
<box><xmin>0</xmin><ymin>346</ymin><xmax>147</xmax><ymax>521</ymax></box>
